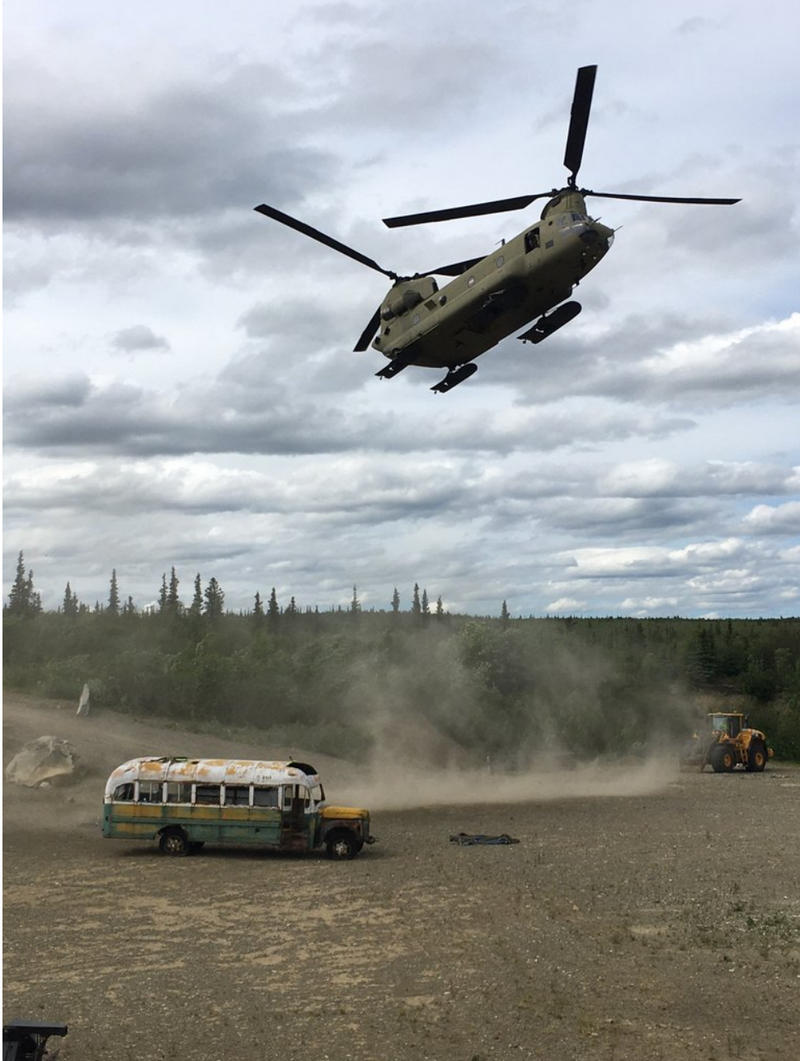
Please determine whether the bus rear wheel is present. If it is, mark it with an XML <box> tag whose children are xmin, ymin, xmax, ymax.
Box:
<box><xmin>326</xmin><ymin>832</ymin><xmax>357</xmax><ymax>860</ymax></box>
<box><xmin>159</xmin><ymin>829</ymin><xmax>189</xmax><ymax>856</ymax></box>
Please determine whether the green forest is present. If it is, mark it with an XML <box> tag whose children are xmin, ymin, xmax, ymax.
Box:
<box><xmin>5</xmin><ymin>553</ymin><xmax>800</xmax><ymax>762</ymax></box>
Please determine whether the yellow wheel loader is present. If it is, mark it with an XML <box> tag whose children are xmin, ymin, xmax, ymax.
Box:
<box><xmin>681</xmin><ymin>713</ymin><xmax>772</xmax><ymax>773</ymax></box>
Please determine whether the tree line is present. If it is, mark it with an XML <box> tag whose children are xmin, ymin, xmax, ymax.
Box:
<box><xmin>5</xmin><ymin>552</ymin><xmax>800</xmax><ymax>761</ymax></box>
<box><xmin>6</xmin><ymin>552</ymin><xmax>446</xmax><ymax>623</ymax></box>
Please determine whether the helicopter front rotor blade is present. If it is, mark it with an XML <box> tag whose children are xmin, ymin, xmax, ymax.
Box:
<box><xmin>354</xmin><ymin>306</ymin><xmax>383</xmax><ymax>352</ymax></box>
<box><xmin>382</xmin><ymin>194</ymin><xmax>546</xmax><ymax>228</ymax></box>
<box><xmin>254</xmin><ymin>204</ymin><xmax>398</xmax><ymax>279</ymax></box>
<box><xmin>585</xmin><ymin>190</ymin><xmax>741</xmax><ymax>205</ymax></box>
<box><xmin>563</xmin><ymin>65</ymin><xmax>597</xmax><ymax>184</ymax></box>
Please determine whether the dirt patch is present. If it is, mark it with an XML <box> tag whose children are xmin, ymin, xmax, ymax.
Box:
<box><xmin>4</xmin><ymin>693</ymin><xmax>800</xmax><ymax>1060</ymax></box>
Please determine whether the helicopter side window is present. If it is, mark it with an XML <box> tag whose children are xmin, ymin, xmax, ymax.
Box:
<box><xmin>524</xmin><ymin>228</ymin><xmax>540</xmax><ymax>253</ymax></box>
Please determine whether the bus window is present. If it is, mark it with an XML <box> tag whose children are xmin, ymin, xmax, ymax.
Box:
<box><xmin>310</xmin><ymin>784</ymin><xmax>325</xmax><ymax>806</ymax></box>
<box><xmin>253</xmin><ymin>786</ymin><xmax>279</xmax><ymax>808</ymax></box>
<box><xmin>165</xmin><ymin>782</ymin><xmax>192</xmax><ymax>804</ymax></box>
<box><xmin>282</xmin><ymin>785</ymin><xmax>310</xmax><ymax>810</ymax></box>
<box><xmin>113</xmin><ymin>783</ymin><xmax>135</xmax><ymax>802</ymax></box>
<box><xmin>138</xmin><ymin>781</ymin><xmax>162</xmax><ymax>803</ymax></box>
<box><xmin>195</xmin><ymin>784</ymin><xmax>221</xmax><ymax>805</ymax></box>
<box><xmin>224</xmin><ymin>785</ymin><xmax>251</xmax><ymax>806</ymax></box>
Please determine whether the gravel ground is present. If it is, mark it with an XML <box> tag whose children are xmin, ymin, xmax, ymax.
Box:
<box><xmin>3</xmin><ymin>694</ymin><xmax>800</xmax><ymax>1061</ymax></box>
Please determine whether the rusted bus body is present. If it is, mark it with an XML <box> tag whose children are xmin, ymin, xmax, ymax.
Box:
<box><xmin>102</xmin><ymin>757</ymin><xmax>373</xmax><ymax>860</ymax></box>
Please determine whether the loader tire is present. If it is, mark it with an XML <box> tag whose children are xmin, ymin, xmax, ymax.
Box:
<box><xmin>710</xmin><ymin>745</ymin><xmax>735</xmax><ymax>773</ymax></box>
<box><xmin>747</xmin><ymin>742</ymin><xmax>768</xmax><ymax>772</ymax></box>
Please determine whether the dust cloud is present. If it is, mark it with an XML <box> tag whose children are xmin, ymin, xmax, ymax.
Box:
<box><xmin>333</xmin><ymin>640</ymin><xmax>682</xmax><ymax>811</ymax></box>
<box><xmin>337</xmin><ymin>742</ymin><xmax>677</xmax><ymax>812</ymax></box>
<box><xmin>3</xmin><ymin>669</ymin><xmax>681</xmax><ymax>832</ymax></box>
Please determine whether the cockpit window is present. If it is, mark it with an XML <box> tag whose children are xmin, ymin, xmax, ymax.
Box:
<box><xmin>524</xmin><ymin>228</ymin><xmax>540</xmax><ymax>252</ymax></box>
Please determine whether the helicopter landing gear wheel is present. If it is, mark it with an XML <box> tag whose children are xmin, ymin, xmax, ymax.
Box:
<box><xmin>431</xmin><ymin>363</ymin><xmax>479</xmax><ymax>393</ymax></box>
<box><xmin>519</xmin><ymin>301</ymin><xmax>582</xmax><ymax>344</ymax></box>
<box><xmin>375</xmin><ymin>355</ymin><xmax>412</xmax><ymax>380</ymax></box>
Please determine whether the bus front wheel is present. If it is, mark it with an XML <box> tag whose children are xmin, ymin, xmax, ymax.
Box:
<box><xmin>159</xmin><ymin>829</ymin><xmax>189</xmax><ymax>857</ymax></box>
<box><xmin>326</xmin><ymin>832</ymin><xmax>357</xmax><ymax>860</ymax></box>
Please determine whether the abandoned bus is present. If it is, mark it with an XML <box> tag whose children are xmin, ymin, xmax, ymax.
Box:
<box><xmin>102</xmin><ymin>757</ymin><xmax>373</xmax><ymax>860</ymax></box>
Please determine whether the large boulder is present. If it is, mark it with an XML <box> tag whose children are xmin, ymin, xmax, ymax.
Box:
<box><xmin>5</xmin><ymin>736</ymin><xmax>80</xmax><ymax>787</ymax></box>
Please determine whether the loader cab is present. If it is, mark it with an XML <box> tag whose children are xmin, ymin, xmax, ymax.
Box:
<box><xmin>710</xmin><ymin>713</ymin><xmax>742</xmax><ymax>738</ymax></box>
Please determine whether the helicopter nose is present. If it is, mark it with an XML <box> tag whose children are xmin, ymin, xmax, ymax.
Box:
<box><xmin>597</xmin><ymin>222</ymin><xmax>615</xmax><ymax>249</ymax></box>
<box><xmin>579</xmin><ymin>222</ymin><xmax>614</xmax><ymax>249</ymax></box>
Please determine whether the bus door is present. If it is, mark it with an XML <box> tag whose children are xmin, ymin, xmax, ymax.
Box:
<box><xmin>281</xmin><ymin>784</ymin><xmax>308</xmax><ymax>850</ymax></box>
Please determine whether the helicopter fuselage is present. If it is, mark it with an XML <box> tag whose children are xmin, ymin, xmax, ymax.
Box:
<box><xmin>373</xmin><ymin>192</ymin><xmax>614</xmax><ymax>370</ymax></box>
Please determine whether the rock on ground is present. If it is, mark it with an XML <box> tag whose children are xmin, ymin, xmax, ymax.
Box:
<box><xmin>5</xmin><ymin>735</ymin><xmax>79</xmax><ymax>788</ymax></box>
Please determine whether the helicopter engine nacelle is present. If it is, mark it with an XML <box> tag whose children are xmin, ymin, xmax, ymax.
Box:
<box><xmin>381</xmin><ymin>277</ymin><xmax>437</xmax><ymax>321</ymax></box>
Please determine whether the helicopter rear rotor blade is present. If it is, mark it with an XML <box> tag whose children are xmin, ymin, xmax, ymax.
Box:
<box><xmin>584</xmin><ymin>190</ymin><xmax>741</xmax><ymax>205</ymax></box>
<box><xmin>423</xmin><ymin>256</ymin><xmax>486</xmax><ymax>277</ymax></box>
<box><xmin>382</xmin><ymin>194</ymin><xmax>548</xmax><ymax>228</ymax></box>
<box><xmin>563</xmin><ymin>65</ymin><xmax>597</xmax><ymax>184</ymax></box>
<box><xmin>254</xmin><ymin>204</ymin><xmax>399</xmax><ymax>279</ymax></box>
<box><xmin>354</xmin><ymin>306</ymin><xmax>383</xmax><ymax>352</ymax></box>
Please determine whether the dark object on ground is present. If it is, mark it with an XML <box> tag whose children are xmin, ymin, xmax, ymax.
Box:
<box><xmin>3</xmin><ymin>1021</ymin><xmax>68</xmax><ymax>1061</ymax></box>
<box><xmin>449</xmin><ymin>833</ymin><xmax>520</xmax><ymax>845</ymax></box>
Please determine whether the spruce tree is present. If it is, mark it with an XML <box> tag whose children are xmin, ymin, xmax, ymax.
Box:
<box><xmin>63</xmin><ymin>582</ymin><xmax>79</xmax><ymax>617</ymax></box>
<box><xmin>26</xmin><ymin>569</ymin><xmax>41</xmax><ymax>614</ymax></box>
<box><xmin>436</xmin><ymin>594</ymin><xmax>444</xmax><ymax>617</ymax></box>
<box><xmin>391</xmin><ymin>587</ymin><xmax>400</xmax><ymax>613</ymax></box>
<box><xmin>167</xmin><ymin>567</ymin><xmax>181</xmax><ymax>612</ymax></box>
<box><xmin>190</xmin><ymin>574</ymin><xmax>203</xmax><ymax>615</ymax></box>
<box><xmin>108</xmin><ymin>569</ymin><xmax>120</xmax><ymax>615</ymax></box>
<box><xmin>412</xmin><ymin>583</ymin><xmax>421</xmax><ymax>616</ymax></box>
<box><xmin>268</xmin><ymin>587</ymin><xmax>280</xmax><ymax>624</ymax></box>
<box><xmin>7</xmin><ymin>552</ymin><xmax>30</xmax><ymax>615</ymax></box>
<box><xmin>7</xmin><ymin>552</ymin><xmax>41</xmax><ymax>616</ymax></box>
<box><xmin>203</xmin><ymin>577</ymin><xmax>225</xmax><ymax>620</ymax></box>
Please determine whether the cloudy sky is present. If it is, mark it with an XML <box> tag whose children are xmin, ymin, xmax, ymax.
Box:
<box><xmin>4</xmin><ymin>0</ymin><xmax>799</xmax><ymax>619</ymax></box>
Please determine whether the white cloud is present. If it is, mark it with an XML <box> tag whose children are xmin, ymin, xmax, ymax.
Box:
<box><xmin>741</xmin><ymin>501</ymin><xmax>800</xmax><ymax>535</ymax></box>
<box><xmin>544</xmin><ymin>598</ymin><xmax>585</xmax><ymax>615</ymax></box>
<box><xmin>111</xmin><ymin>325</ymin><xmax>171</xmax><ymax>354</ymax></box>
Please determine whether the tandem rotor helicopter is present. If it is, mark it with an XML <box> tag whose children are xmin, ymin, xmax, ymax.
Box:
<box><xmin>255</xmin><ymin>65</ymin><xmax>739</xmax><ymax>393</ymax></box>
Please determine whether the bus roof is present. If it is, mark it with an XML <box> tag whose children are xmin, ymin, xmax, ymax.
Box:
<box><xmin>104</xmin><ymin>757</ymin><xmax>321</xmax><ymax>796</ymax></box>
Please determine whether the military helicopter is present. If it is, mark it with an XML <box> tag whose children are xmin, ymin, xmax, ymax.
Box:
<box><xmin>255</xmin><ymin>65</ymin><xmax>739</xmax><ymax>393</ymax></box>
